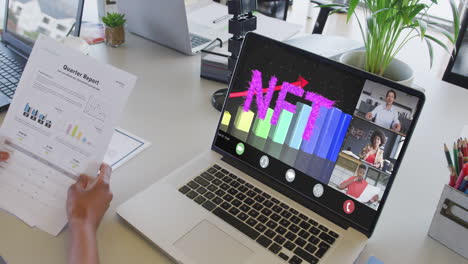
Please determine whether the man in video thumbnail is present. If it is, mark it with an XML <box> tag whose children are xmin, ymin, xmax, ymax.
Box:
<box><xmin>365</xmin><ymin>89</ymin><xmax>401</xmax><ymax>132</ymax></box>
<box><xmin>338</xmin><ymin>164</ymin><xmax>379</xmax><ymax>202</ymax></box>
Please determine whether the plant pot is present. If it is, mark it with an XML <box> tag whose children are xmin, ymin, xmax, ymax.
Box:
<box><xmin>339</xmin><ymin>50</ymin><xmax>414</xmax><ymax>87</ymax></box>
<box><xmin>105</xmin><ymin>25</ymin><xmax>125</xmax><ymax>47</ymax></box>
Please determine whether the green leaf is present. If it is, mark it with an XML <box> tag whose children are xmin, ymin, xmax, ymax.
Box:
<box><xmin>407</xmin><ymin>4</ymin><xmax>427</xmax><ymax>22</ymax></box>
<box><xmin>329</xmin><ymin>8</ymin><xmax>347</xmax><ymax>16</ymax></box>
<box><xmin>102</xmin><ymin>12</ymin><xmax>126</xmax><ymax>27</ymax></box>
<box><xmin>449</xmin><ymin>0</ymin><xmax>460</xmax><ymax>42</ymax></box>
<box><xmin>347</xmin><ymin>0</ymin><xmax>360</xmax><ymax>23</ymax></box>
<box><xmin>373</xmin><ymin>8</ymin><xmax>394</xmax><ymax>16</ymax></box>
<box><xmin>425</xmin><ymin>38</ymin><xmax>434</xmax><ymax>68</ymax></box>
<box><xmin>415</xmin><ymin>19</ymin><xmax>427</xmax><ymax>39</ymax></box>
<box><xmin>428</xmin><ymin>24</ymin><xmax>455</xmax><ymax>43</ymax></box>
<box><xmin>367</xmin><ymin>15</ymin><xmax>376</xmax><ymax>34</ymax></box>
<box><xmin>425</xmin><ymin>34</ymin><xmax>451</xmax><ymax>54</ymax></box>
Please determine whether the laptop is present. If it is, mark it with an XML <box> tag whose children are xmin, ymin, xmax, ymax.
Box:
<box><xmin>117</xmin><ymin>33</ymin><xmax>425</xmax><ymax>264</ymax></box>
<box><xmin>117</xmin><ymin>0</ymin><xmax>216</xmax><ymax>55</ymax></box>
<box><xmin>0</xmin><ymin>0</ymin><xmax>84</xmax><ymax>112</ymax></box>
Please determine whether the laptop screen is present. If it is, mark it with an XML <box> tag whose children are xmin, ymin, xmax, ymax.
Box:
<box><xmin>214</xmin><ymin>33</ymin><xmax>424</xmax><ymax>233</ymax></box>
<box><xmin>6</xmin><ymin>0</ymin><xmax>81</xmax><ymax>46</ymax></box>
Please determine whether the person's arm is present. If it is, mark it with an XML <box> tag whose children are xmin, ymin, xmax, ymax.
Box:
<box><xmin>69</xmin><ymin>224</ymin><xmax>99</xmax><ymax>264</ymax></box>
<box><xmin>375</xmin><ymin>149</ymin><xmax>384</xmax><ymax>168</ymax></box>
<box><xmin>67</xmin><ymin>164</ymin><xmax>113</xmax><ymax>264</ymax></box>
<box><xmin>366</xmin><ymin>106</ymin><xmax>379</xmax><ymax>121</ymax></box>
<box><xmin>392</xmin><ymin>112</ymin><xmax>401</xmax><ymax>132</ymax></box>
<box><xmin>338</xmin><ymin>177</ymin><xmax>356</xmax><ymax>190</ymax></box>
<box><xmin>392</xmin><ymin>122</ymin><xmax>401</xmax><ymax>132</ymax></box>
<box><xmin>359</xmin><ymin>145</ymin><xmax>369</xmax><ymax>159</ymax></box>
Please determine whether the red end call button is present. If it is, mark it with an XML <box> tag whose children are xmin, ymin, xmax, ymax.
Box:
<box><xmin>343</xmin><ymin>200</ymin><xmax>355</xmax><ymax>214</ymax></box>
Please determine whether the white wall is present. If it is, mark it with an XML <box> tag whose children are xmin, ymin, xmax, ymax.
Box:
<box><xmin>82</xmin><ymin>0</ymin><xmax>99</xmax><ymax>22</ymax></box>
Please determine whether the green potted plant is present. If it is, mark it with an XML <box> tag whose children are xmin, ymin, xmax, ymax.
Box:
<box><xmin>102</xmin><ymin>12</ymin><xmax>126</xmax><ymax>47</ymax></box>
<box><xmin>323</xmin><ymin>0</ymin><xmax>461</xmax><ymax>86</ymax></box>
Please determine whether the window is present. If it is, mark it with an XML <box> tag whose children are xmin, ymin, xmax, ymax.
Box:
<box><xmin>42</xmin><ymin>17</ymin><xmax>50</xmax><ymax>24</ymax></box>
<box><xmin>16</xmin><ymin>6</ymin><xmax>22</xmax><ymax>15</ymax></box>
<box><xmin>37</xmin><ymin>26</ymin><xmax>50</xmax><ymax>36</ymax></box>
<box><xmin>56</xmin><ymin>24</ymin><xmax>67</xmax><ymax>31</ymax></box>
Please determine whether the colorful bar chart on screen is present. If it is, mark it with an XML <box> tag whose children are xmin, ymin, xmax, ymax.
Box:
<box><xmin>247</xmin><ymin>108</ymin><xmax>274</xmax><ymax>151</ymax></box>
<box><xmin>327</xmin><ymin>113</ymin><xmax>352</xmax><ymax>162</ymax></box>
<box><xmin>312</xmin><ymin>108</ymin><xmax>343</xmax><ymax>159</ymax></box>
<box><xmin>280</xmin><ymin>103</ymin><xmax>311</xmax><ymax>166</ymax></box>
<box><xmin>309</xmin><ymin>109</ymin><xmax>351</xmax><ymax>183</ymax></box>
<box><xmin>231</xmin><ymin>106</ymin><xmax>255</xmax><ymax>142</ymax></box>
<box><xmin>220</xmin><ymin>111</ymin><xmax>231</xmax><ymax>132</ymax></box>
<box><xmin>295</xmin><ymin>106</ymin><xmax>329</xmax><ymax>173</ymax></box>
<box><xmin>265</xmin><ymin>109</ymin><xmax>293</xmax><ymax>159</ymax></box>
<box><xmin>22</xmin><ymin>103</ymin><xmax>53</xmax><ymax>128</ymax></box>
<box><xmin>221</xmin><ymin>98</ymin><xmax>351</xmax><ymax>184</ymax></box>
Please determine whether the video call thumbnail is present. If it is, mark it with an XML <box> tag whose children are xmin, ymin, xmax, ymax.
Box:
<box><xmin>330</xmin><ymin>80</ymin><xmax>420</xmax><ymax>209</ymax></box>
<box><xmin>354</xmin><ymin>80</ymin><xmax>420</xmax><ymax>136</ymax></box>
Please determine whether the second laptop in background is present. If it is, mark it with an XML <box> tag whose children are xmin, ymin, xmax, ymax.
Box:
<box><xmin>117</xmin><ymin>0</ymin><xmax>216</xmax><ymax>55</ymax></box>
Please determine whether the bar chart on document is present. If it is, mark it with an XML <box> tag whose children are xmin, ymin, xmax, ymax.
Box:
<box><xmin>5</xmin><ymin>68</ymin><xmax>111</xmax><ymax>178</ymax></box>
<box><xmin>0</xmin><ymin>35</ymin><xmax>136</xmax><ymax>235</ymax></box>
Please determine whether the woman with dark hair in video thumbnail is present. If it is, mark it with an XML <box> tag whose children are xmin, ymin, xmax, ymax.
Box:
<box><xmin>359</xmin><ymin>130</ymin><xmax>385</xmax><ymax>168</ymax></box>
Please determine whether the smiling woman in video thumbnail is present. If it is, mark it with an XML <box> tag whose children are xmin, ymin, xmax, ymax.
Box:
<box><xmin>359</xmin><ymin>130</ymin><xmax>386</xmax><ymax>169</ymax></box>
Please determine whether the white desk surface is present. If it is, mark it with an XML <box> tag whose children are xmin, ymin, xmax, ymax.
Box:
<box><xmin>1</xmin><ymin>33</ymin><xmax>467</xmax><ymax>264</ymax></box>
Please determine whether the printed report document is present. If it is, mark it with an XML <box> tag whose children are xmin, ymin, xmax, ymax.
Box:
<box><xmin>0</xmin><ymin>35</ymin><xmax>136</xmax><ymax>235</ymax></box>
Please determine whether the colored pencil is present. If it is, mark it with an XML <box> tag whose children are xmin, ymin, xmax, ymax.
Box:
<box><xmin>449</xmin><ymin>174</ymin><xmax>456</xmax><ymax>188</ymax></box>
<box><xmin>455</xmin><ymin>163</ymin><xmax>468</xmax><ymax>189</ymax></box>
<box><xmin>444</xmin><ymin>143</ymin><xmax>454</xmax><ymax>167</ymax></box>
<box><xmin>458</xmin><ymin>140</ymin><xmax>464</xmax><ymax>157</ymax></box>
<box><xmin>458</xmin><ymin>151</ymin><xmax>464</xmax><ymax>176</ymax></box>
<box><xmin>463</xmin><ymin>140</ymin><xmax>468</xmax><ymax>157</ymax></box>
<box><xmin>453</xmin><ymin>143</ymin><xmax>459</xmax><ymax>177</ymax></box>
<box><xmin>449</xmin><ymin>167</ymin><xmax>457</xmax><ymax>187</ymax></box>
<box><xmin>459</xmin><ymin>176</ymin><xmax>468</xmax><ymax>191</ymax></box>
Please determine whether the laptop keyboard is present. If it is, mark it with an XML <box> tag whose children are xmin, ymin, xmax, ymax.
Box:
<box><xmin>0</xmin><ymin>50</ymin><xmax>23</xmax><ymax>99</ymax></box>
<box><xmin>179</xmin><ymin>164</ymin><xmax>340</xmax><ymax>264</ymax></box>
<box><xmin>189</xmin><ymin>34</ymin><xmax>211</xmax><ymax>48</ymax></box>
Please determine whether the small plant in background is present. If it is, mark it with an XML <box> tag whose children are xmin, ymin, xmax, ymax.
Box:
<box><xmin>102</xmin><ymin>12</ymin><xmax>126</xmax><ymax>47</ymax></box>
<box><xmin>323</xmin><ymin>0</ymin><xmax>461</xmax><ymax>76</ymax></box>
<box><xmin>102</xmin><ymin>12</ymin><xmax>126</xmax><ymax>28</ymax></box>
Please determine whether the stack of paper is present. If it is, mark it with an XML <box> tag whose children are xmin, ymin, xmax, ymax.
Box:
<box><xmin>0</xmin><ymin>35</ymin><xmax>137</xmax><ymax>236</ymax></box>
<box><xmin>103</xmin><ymin>128</ymin><xmax>151</xmax><ymax>171</ymax></box>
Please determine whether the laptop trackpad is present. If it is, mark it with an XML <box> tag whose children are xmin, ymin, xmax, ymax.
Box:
<box><xmin>174</xmin><ymin>220</ymin><xmax>254</xmax><ymax>264</ymax></box>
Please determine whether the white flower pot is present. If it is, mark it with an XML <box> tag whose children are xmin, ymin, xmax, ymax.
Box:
<box><xmin>339</xmin><ymin>50</ymin><xmax>414</xmax><ymax>87</ymax></box>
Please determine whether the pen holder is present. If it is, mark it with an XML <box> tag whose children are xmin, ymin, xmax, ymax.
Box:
<box><xmin>428</xmin><ymin>185</ymin><xmax>468</xmax><ymax>259</ymax></box>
